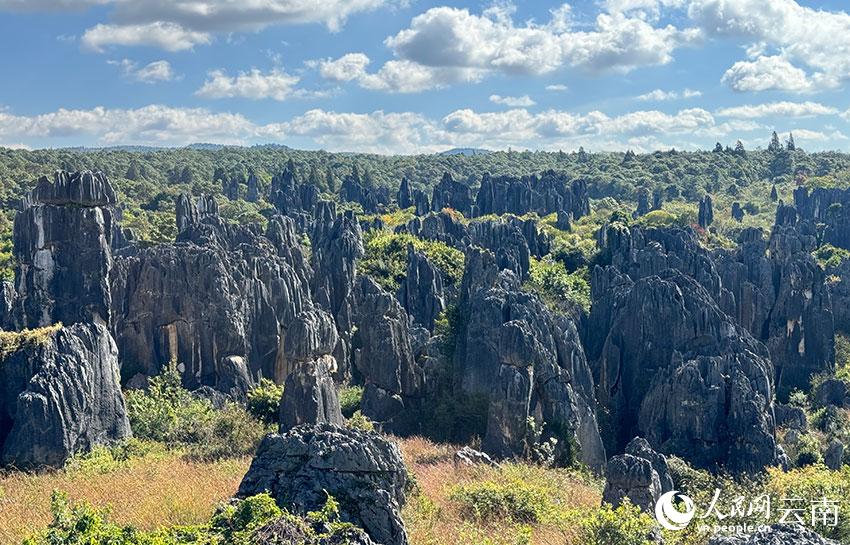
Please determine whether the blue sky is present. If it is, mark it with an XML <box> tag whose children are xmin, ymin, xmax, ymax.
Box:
<box><xmin>1</xmin><ymin>0</ymin><xmax>849</xmax><ymax>154</ymax></box>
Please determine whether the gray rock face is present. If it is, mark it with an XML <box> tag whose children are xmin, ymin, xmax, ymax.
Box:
<box><xmin>588</xmin><ymin>268</ymin><xmax>778</xmax><ymax>472</ymax></box>
<box><xmin>602</xmin><ymin>437</ymin><xmax>673</xmax><ymax>512</ymax></box>
<box><xmin>340</xmin><ymin>177</ymin><xmax>385</xmax><ymax>214</ymax></box>
<box><xmin>246</xmin><ymin>173</ymin><xmax>260</xmax><ymax>203</ymax></box>
<box><xmin>280</xmin><ymin>355</ymin><xmax>344</xmax><ymax>432</ymax></box>
<box><xmin>110</xmin><ymin>199</ymin><xmax>312</xmax><ymax>393</ymax></box>
<box><xmin>0</xmin><ymin>322</ymin><xmax>131</xmax><ymax>468</ymax></box>
<box><xmin>633</xmin><ymin>188</ymin><xmax>650</xmax><ymax>218</ymax></box>
<box><xmin>310</xmin><ymin>202</ymin><xmax>364</xmax><ymax>382</ymax></box>
<box><xmin>431</xmin><ymin>173</ymin><xmax>473</xmax><ymax>216</ymax></box>
<box><xmin>814</xmin><ymin>379</ymin><xmax>848</xmax><ymax>408</ymax></box>
<box><xmin>454</xmin><ymin>446</ymin><xmax>499</xmax><ymax>468</ymax></box>
<box><xmin>12</xmin><ymin>171</ymin><xmax>118</xmax><ymax>328</ymax></box>
<box><xmin>794</xmin><ymin>186</ymin><xmax>850</xmax><ymax>250</ymax></box>
<box><xmin>774</xmin><ymin>403</ymin><xmax>807</xmax><ymax>430</ymax></box>
<box><xmin>707</xmin><ymin>524</ymin><xmax>839</xmax><ymax>545</ymax></box>
<box><xmin>396</xmin><ymin>244</ymin><xmax>445</xmax><ymax>331</ymax></box>
<box><xmin>824</xmin><ymin>439</ymin><xmax>844</xmax><ymax>470</ymax></box>
<box><xmin>238</xmin><ymin>424</ymin><xmax>409</xmax><ymax>545</ymax></box>
<box><xmin>732</xmin><ymin>202</ymin><xmax>744</xmax><ymax>222</ymax></box>
<box><xmin>475</xmin><ymin>171</ymin><xmax>589</xmax><ymax>220</ymax></box>
<box><xmin>354</xmin><ymin>276</ymin><xmax>423</xmax><ymax>432</ymax></box>
<box><xmin>455</xmin><ymin>248</ymin><xmax>606</xmax><ymax>472</ymax></box>
<box><xmin>698</xmin><ymin>194</ymin><xmax>714</xmax><ymax>227</ymax></box>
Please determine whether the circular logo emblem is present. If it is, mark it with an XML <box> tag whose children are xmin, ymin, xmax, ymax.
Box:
<box><xmin>655</xmin><ymin>490</ymin><xmax>695</xmax><ymax>531</ymax></box>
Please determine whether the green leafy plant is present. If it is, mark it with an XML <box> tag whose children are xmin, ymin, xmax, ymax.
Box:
<box><xmin>246</xmin><ymin>378</ymin><xmax>284</xmax><ymax>425</ymax></box>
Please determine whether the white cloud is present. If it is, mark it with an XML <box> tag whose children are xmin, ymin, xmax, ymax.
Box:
<box><xmin>195</xmin><ymin>69</ymin><xmax>301</xmax><ymax>100</ymax></box>
<box><xmin>339</xmin><ymin>4</ymin><xmax>702</xmax><ymax>92</ymax></box>
<box><xmin>82</xmin><ymin>22</ymin><xmax>211</xmax><ymax>52</ymax></box>
<box><xmin>637</xmin><ymin>88</ymin><xmax>702</xmax><ymax>100</ymax></box>
<box><xmin>721</xmin><ymin>55</ymin><xmax>814</xmax><ymax>92</ymax></box>
<box><xmin>319</xmin><ymin>53</ymin><xmax>370</xmax><ymax>82</ymax></box>
<box><xmin>489</xmin><ymin>94</ymin><xmax>536</xmax><ymax>107</ymax></box>
<box><xmin>716</xmin><ymin>101</ymin><xmax>838</xmax><ymax>119</ymax></box>
<box><xmin>319</xmin><ymin>55</ymin><xmax>485</xmax><ymax>93</ymax></box>
<box><xmin>689</xmin><ymin>0</ymin><xmax>850</xmax><ymax>91</ymax></box>
<box><xmin>0</xmin><ymin>0</ymin><xmax>108</xmax><ymax>12</ymax></box>
<box><xmin>0</xmin><ymin>142</ymin><xmax>32</xmax><ymax>150</ymax></box>
<box><xmin>0</xmin><ymin>105</ymin><xmax>284</xmax><ymax>146</ymax></box>
<box><xmin>546</xmin><ymin>84</ymin><xmax>568</xmax><ymax>91</ymax></box>
<box><xmin>789</xmin><ymin>129</ymin><xmax>848</xmax><ymax>142</ymax></box>
<box><xmin>107</xmin><ymin>59</ymin><xmax>176</xmax><ymax>83</ymax></box>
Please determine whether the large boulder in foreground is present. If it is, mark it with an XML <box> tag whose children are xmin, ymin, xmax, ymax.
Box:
<box><xmin>0</xmin><ymin>321</ymin><xmax>131</xmax><ymax>467</ymax></box>
<box><xmin>707</xmin><ymin>524</ymin><xmax>839</xmax><ymax>544</ymax></box>
<box><xmin>602</xmin><ymin>437</ymin><xmax>673</xmax><ymax>512</ymax></box>
<box><xmin>238</xmin><ymin>424</ymin><xmax>409</xmax><ymax>545</ymax></box>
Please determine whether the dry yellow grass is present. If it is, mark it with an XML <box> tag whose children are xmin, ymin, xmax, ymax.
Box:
<box><xmin>397</xmin><ymin>436</ymin><xmax>603</xmax><ymax>545</ymax></box>
<box><xmin>0</xmin><ymin>450</ymin><xmax>250</xmax><ymax>544</ymax></box>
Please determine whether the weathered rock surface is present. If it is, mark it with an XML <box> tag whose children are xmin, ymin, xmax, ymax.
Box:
<box><xmin>310</xmin><ymin>202</ymin><xmax>364</xmax><ymax>382</ymax></box>
<box><xmin>280</xmin><ymin>355</ymin><xmax>344</xmax><ymax>432</ymax></box>
<box><xmin>814</xmin><ymin>379</ymin><xmax>848</xmax><ymax>408</ymax></box>
<box><xmin>238</xmin><ymin>424</ymin><xmax>409</xmax><ymax>545</ymax></box>
<box><xmin>110</xmin><ymin>196</ymin><xmax>312</xmax><ymax>393</ymax></box>
<box><xmin>454</xmin><ymin>446</ymin><xmax>499</xmax><ymax>468</ymax></box>
<box><xmin>454</xmin><ymin>248</ymin><xmax>606</xmax><ymax>471</ymax></box>
<box><xmin>774</xmin><ymin>403</ymin><xmax>807</xmax><ymax>430</ymax></box>
<box><xmin>253</xmin><ymin>515</ymin><xmax>378</xmax><ymax>545</ymax></box>
<box><xmin>354</xmin><ymin>276</ymin><xmax>423</xmax><ymax>432</ymax></box>
<box><xmin>824</xmin><ymin>439</ymin><xmax>844</xmax><ymax>470</ymax></box>
<box><xmin>732</xmin><ymin>202</ymin><xmax>744</xmax><ymax>222</ymax></box>
<box><xmin>431</xmin><ymin>173</ymin><xmax>473</xmax><ymax>216</ymax></box>
<box><xmin>707</xmin><ymin>524</ymin><xmax>839</xmax><ymax>545</ymax></box>
<box><xmin>475</xmin><ymin>171</ymin><xmax>589</xmax><ymax>220</ymax></box>
<box><xmin>602</xmin><ymin>437</ymin><xmax>673</xmax><ymax>512</ymax></box>
<box><xmin>698</xmin><ymin>194</ymin><xmax>714</xmax><ymax>227</ymax></box>
<box><xmin>588</xmin><ymin>268</ymin><xmax>778</xmax><ymax>472</ymax></box>
<box><xmin>633</xmin><ymin>188</ymin><xmax>650</xmax><ymax>218</ymax></box>
<box><xmin>12</xmin><ymin>171</ymin><xmax>118</xmax><ymax>328</ymax></box>
<box><xmin>396</xmin><ymin>244</ymin><xmax>445</xmax><ymax>331</ymax></box>
<box><xmin>0</xmin><ymin>322</ymin><xmax>131</xmax><ymax>467</ymax></box>
<box><xmin>246</xmin><ymin>173</ymin><xmax>260</xmax><ymax>203</ymax></box>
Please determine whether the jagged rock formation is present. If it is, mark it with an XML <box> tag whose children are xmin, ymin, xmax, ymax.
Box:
<box><xmin>226</xmin><ymin>175</ymin><xmax>240</xmax><ymax>201</ymax></box>
<box><xmin>475</xmin><ymin>171</ymin><xmax>589</xmax><ymax>220</ymax></box>
<box><xmin>310</xmin><ymin>202</ymin><xmax>364</xmax><ymax>382</ymax></box>
<box><xmin>238</xmin><ymin>424</ymin><xmax>409</xmax><ymax>545</ymax></box>
<box><xmin>732</xmin><ymin>202</ymin><xmax>744</xmax><ymax>222</ymax></box>
<box><xmin>0</xmin><ymin>322</ymin><xmax>131</xmax><ymax>467</ymax></box>
<box><xmin>454</xmin><ymin>248</ymin><xmax>606</xmax><ymax>471</ymax></box>
<box><xmin>270</xmin><ymin>168</ymin><xmax>318</xmax><ymax>218</ymax></box>
<box><xmin>11</xmin><ymin>171</ymin><xmax>118</xmax><ymax>329</ymax></box>
<box><xmin>396</xmin><ymin>244</ymin><xmax>445</xmax><ymax>331</ymax></box>
<box><xmin>698</xmin><ymin>194</ymin><xmax>714</xmax><ymax>227</ymax></box>
<box><xmin>824</xmin><ymin>439</ymin><xmax>844</xmax><ymax>470</ymax></box>
<box><xmin>431</xmin><ymin>173</ymin><xmax>473</xmax><ymax>216</ymax></box>
<box><xmin>246</xmin><ymin>173</ymin><xmax>260</xmax><ymax>203</ymax></box>
<box><xmin>707</xmin><ymin>524</ymin><xmax>839</xmax><ymax>545</ymax></box>
<box><xmin>353</xmin><ymin>276</ymin><xmax>423</xmax><ymax>432</ymax></box>
<box><xmin>396</xmin><ymin>178</ymin><xmax>429</xmax><ymax>215</ymax></box>
<box><xmin>278</xmin><ymin>309</ymin><xmax>343</xmax><ymax>431</ymax></box>
<box><xmin>633</xmin><ymin>188</ymin><xmax>650</xmax><ymax>218</ymax></box>
<box><xmin>588</xmin><ymin>268</ymin><xmax>778</xmax><ymax>472</ymax></box>
<box><xmin>652</xmin><ymin>189</ymin><xmax>663</xmax><ymax>211</ymax></box>
<box><xmin>110</xmin><ymin>195</ymin><xmax>312</xmax><ymax>393</ymax></box>
<box><xmin>794</xmin><ymin>186</ymin><xmax>850</xmax><ymax>250</ymax></box>
<box><xmin>340</xmin><ymin>177</ymin><xmax>388</xmax><ymax>214</ymax></box>
<box><xmin>602</xmin><ymin>437</ymin><xmax>673</xmax><ymax>512</ymax></box>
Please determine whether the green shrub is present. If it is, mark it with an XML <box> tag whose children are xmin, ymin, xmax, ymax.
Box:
<box><xmin>576</xmin><ymin>499</ymin><xmax>654</xmax><ymax>545</ymax></box>
<box><xmin>359</xmin><ymin>231</ymin><xmax>465</xmax><ymax>293</ymax></box>
<box><xmin>64</xmin><ymin>438</ymin><xmax>166</xmax><ymax>475</ymax></box>
<box><xmin>450</xmin><ymin>480</ymin><xmax>551</xmax><ymax>523</ymax></box>
<box><xmin>525</xmin><ymin>259</ymin><xmax>591</xmax><ymax>313</ymax></box>
<box><xmin>338</xmin><ymin>385</ymin><xmax>364</xmax><ymax>418</ymax></box>
<box><xmin>815</xmin><ymin>244</ymin><xmax>850</xmax><ymax>269</ymax></box>
<box><xmin>345</xmin><ymin>410</ymin><xmax>375</xmax><ymax>431</ymax></box>
<box><xmin>246</xmin><ymin>378</ymin><xmax>283</xmax><ymax>425</ymax></box>
<box><xmin>125</xmin><ymin>365</ymin><xmax>266</xmax><ymax>460</ymax></box>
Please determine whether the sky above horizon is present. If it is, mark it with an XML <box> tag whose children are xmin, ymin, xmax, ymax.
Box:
<box><xmin>1</xmin><ymin>0</ymin><xmax>850</xmax><ymax>154</ymax></box>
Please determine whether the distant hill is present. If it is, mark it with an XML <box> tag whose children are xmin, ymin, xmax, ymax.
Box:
<box><xmin>439</xmin><ymin>148</ymin><xmax>493</xmax><ymax>156</ymax></box>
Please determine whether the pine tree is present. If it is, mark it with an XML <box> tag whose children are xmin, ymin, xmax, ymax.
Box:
<box><xmin>770</xmin><ymin>185</ymin><xmax>778</xmax><ymax>201</ymax></box>
<box><xmin>577</xmin><ymin>146</ymin><xmax>588</xmax><ymax>163</ymax></box>
<box><xmin>325</xmin><ymin>167</ymin><xmax>337</xmax><ymax>193</ymax></box>
<box><xmin>734</xmin><ymin>140</ymin><xmax>746</xmax><ymax>157</ymax></box>
<box><xmin>713</xmin><ymin>142</ymin><xmax>723</xmax><ymax>153</ymax></box>
<box><xmin>786</xmin><ymin>132</ymin><xmax>796</xmax><ymax>151</ymax></box>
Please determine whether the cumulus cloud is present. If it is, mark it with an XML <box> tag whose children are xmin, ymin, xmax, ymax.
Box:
<box><xmin>716</xmin><ymin>101</ymin><xmax>838</xmax><ymax>119</ymax></box>
<box><xmin>0</xmin><ymin>105</ymin><xmax>283</xmax><ymax>146</ymax></box>
<box><xmin>689</xmin><ymin>0</ymin><xmax>850</xmax><ymax>91</ymax></box>
<box><xmin>318</xmin><ymin>54</ymin><xmax>485</xmax><ymax>93</ymax></box>
<box><xmin>637</xmin><ymin>88</ymin><xmax>702</xmax><ymax>100</ymax></box>
<box><xmin>546</xmin><ymin>84</ymin><xmax>568</xmax><ymax>91</ymax></box>
<box><xmin>107</xmin><ymin>59</ymin><xmax>177</xmax><ymax>83</ymax></box>
<box><xmin>789</xmin><ymin>129</ymin><xmax>848</xmax><ymax>142</ymax></box>
<box><xmin>721</xmin><ymin>55</ymin><xmax>814</xmax><ymax>92</ymax></box>
<box><xmin>489</xmin><ymin>94</ymin><xmax>536</xmax><ymax>107</ymax></box>
<box><xmin>320</xmin><ymin>4</ymin><xmax>701</xmax><ymax>93</ymax></box>
<box><xmin>82</xmin><ymin>22</ymin><xmax>211</xmax><ymax>52</ymax></box>
<box><xmin>195</xmin><ymin>69</ymin><xmax>301</xmax><ymax>100</ymax></box>
<box><xmin>385</xmin><ymin>5</ymin><xmax>701</xmax><ymax>77</ymax></box>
